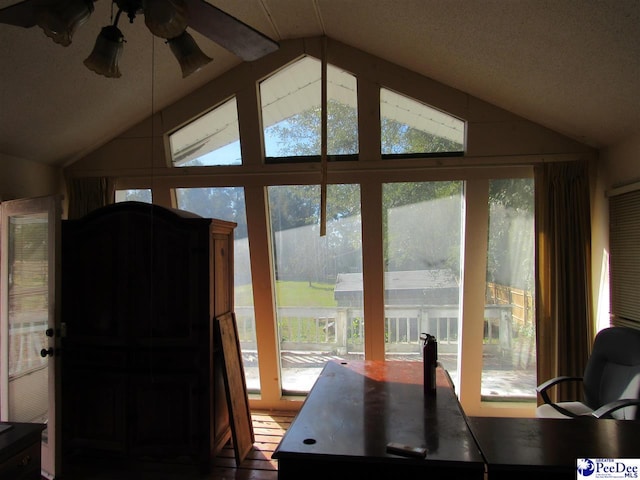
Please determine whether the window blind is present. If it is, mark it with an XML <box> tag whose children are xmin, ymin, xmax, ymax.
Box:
<box><xmin>609</xmin><ymin>187</ymin><xmax>640</xmax><ymax>328</ymax></box>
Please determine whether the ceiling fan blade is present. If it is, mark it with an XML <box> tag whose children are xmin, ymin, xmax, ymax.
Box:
<box><xmin>184</xmin><ymin>0</ymin><xmax>278</xmax><ymax>61</ymax></box>
<box><xmin>0</xmin><ymin>0</ymin><xmax>37</xmax><ymax>28</ymax></box>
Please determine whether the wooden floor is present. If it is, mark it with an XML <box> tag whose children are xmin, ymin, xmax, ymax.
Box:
<box><xmin>209</xmin><ymin>411</ymin><xmax>294</xmax><ymax>480</ymax></box>
<box><xmin>58</xmin><ymin>410</ymin><xmax>295</xmax><ymax>480</ymax></box>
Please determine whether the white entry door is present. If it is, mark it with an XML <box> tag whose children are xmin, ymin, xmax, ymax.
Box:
<box><xmin>0</xmin><ymin>195</ymin><xmax>61</xmax><ymax>479</ymax></box>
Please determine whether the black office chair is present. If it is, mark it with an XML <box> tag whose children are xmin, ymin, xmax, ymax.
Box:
<box><xmin>536</xmin><ymin>326</ymin><xmax>640</xmax><ymax>419</ymax></box>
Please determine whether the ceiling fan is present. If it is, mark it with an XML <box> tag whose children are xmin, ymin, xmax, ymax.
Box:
<box><xmin>0</xmin><ymin>0</ymin><xmax>279</xmax><ymax>78</ymax></box>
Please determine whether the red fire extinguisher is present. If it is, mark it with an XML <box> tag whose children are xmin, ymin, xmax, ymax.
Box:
<box><xmin>421</xmin><ymin>333</ymin><xmax>438</xmax><ymax>395</ymax></box>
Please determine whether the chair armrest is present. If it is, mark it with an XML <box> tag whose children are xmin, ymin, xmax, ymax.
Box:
<box><xmin>536</xmin><ymin>376</ymin><xmax>583</xmax><ymax>403</ymax></box>
<box><xmin>536</xmin><ymin>376</ymin><xmax>584</xmax><ymax>418</ymax></box>
<box><xmin>591</xmin><ymin>399</ymin><xmax>640</xmax><ymax>419</ymax></box>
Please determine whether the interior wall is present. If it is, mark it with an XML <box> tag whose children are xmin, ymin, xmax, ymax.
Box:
<box><xmin>0</xmin><ymin>153</ymin><xmax>63</xmax><ymax>201</ymax></box>
<box><xmin>592</xmin><ymin>132</ymin><xmax>640</xmax><ymax>331</ymax></box>
<box><xmin>602</xmin><ymin>132</ymin><xmax>640</xmax><ymax>188</ymax></box>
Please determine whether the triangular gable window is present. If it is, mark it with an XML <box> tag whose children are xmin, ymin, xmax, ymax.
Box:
<box><xmin>380</xmin><ymin>88</ymin><xmax>465</xmax><ymax>157</ymax></box>
<box><xmin>169</xmin><ymin>96</ymin><xmax>241</xmax><ymax>167</ymax></box>
<box><xmin>260</xmin><ymin>56</ymin><xmax>358</xmax><ymax>161</ymax></box>
<box><xmin>168</xmin><ymin>60</ymin><xmax>465</xmax><ymax>167</ymax></box>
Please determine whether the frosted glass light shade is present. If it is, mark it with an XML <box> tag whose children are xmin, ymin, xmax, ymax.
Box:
<box><xmin>36</xmin><ymin>0</ymin><xmax>94</xmax><ymax>47</ymax></box>
<box><xmin>83</xmin><ymin>25</ymin><xmax>124</xmax><ymax>78</ymax></box>
<box><xmin>168</xmin><ymin>31</ymin><xmax>212</xmax><ymax>78</ymax></box>
<box><xmin>144</xmin><ymin>0</ymin><xmax>188</xmax><ymax>39</ymax></box>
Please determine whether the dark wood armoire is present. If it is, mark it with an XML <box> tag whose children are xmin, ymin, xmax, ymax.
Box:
<box><xmin>60</xmin><ymin>201</ymin><xmax>236</xmax><ymax>473</ymax></box>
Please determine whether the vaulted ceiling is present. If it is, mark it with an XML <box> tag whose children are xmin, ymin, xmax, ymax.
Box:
<box><xmin>1</xmin><ymin>0</ymin><xmax>638</xmax><ymax>167</ymax></box>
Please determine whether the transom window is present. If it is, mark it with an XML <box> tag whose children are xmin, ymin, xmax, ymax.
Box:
<box><xmin>260</xmin><ymin>56</ymin><xmax>358</xmax><ymax>161</ymax></box>
<box><xmin>168</xmin><ymin>59</ymin><xmax>466</xmax><ymax>168</ymax></box>
<box><xmin>380</xmin><ymin>88</ymin><xmax>465</xmax><ymax>157</ymax></box>
<box><xmin>169</xmin><ymin>97</ymin><xmax>241</xmax><ymax>167</ymax></box>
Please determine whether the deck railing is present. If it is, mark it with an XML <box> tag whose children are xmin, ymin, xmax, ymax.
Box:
<box><xmin>235</xmin><ymin>304</ymin><xmax>515</xmax><ymax>355</ymax></box>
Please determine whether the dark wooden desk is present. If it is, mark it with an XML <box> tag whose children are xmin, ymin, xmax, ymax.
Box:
<box><xmin>0</xmin><ymin>422</ymin><xmax>45</xmax><ymax>480</ymax></box>
<box><xmin>273</xmin><ymin>360</ymin><xmax>484</xmax><ymax>479</ymax></box>
<box><xmin>467</xmin><ymin>416</ymin><xmax>640</xmax><ymax>480</ymax></box>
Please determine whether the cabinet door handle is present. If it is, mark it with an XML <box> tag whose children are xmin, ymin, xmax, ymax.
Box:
<box><xmin>19</xmin><ymin>454</ymin><xmax>31</xmax><ymax>467</ymax></box>
<box><xmin>40</xmin><ymin>347</ymin><xmax>54</xmax><ymax>357</ymax></box>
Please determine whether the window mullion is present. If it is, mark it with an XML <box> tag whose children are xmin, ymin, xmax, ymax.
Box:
<box><xmin>237</xmin><ymin>85</ymin><xmax>264</xmax><ymax>166</ymax></box>
<box><xmin>360</xmin><ymin>181</ymin><xmax>385</xmax><ymax>360</ymax></box>
<box><xmin>458</xmin><ymin>179</ymin><xmax>489</xmax><ymax>414</ymax></box>
<box><xmin>244</xmin><ymin>185</ymin><xmax>281</xmax><ymax>406</ymax></box>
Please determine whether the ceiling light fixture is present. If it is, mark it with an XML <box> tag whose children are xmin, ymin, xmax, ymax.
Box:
<box><xmin>82</xmin><ymin>0</ymin><xmax>211</xmax><ymax>78</ymax></box>
<box><xmin>0</xmin><ymin>0</ymin><xmax>279</xmax><ymax>78</ymax></box>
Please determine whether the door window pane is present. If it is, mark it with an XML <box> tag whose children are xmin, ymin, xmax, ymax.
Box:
<box><xmin>6</xmin><ymin>213</ymin><xmax>49</xmax><ymax>422</ymax></box>
<box><xmin>268</xmin><ymin>184</ymin><xmax>363</xmax><ymax>393</ymax></box>
<box><xmin>482</xmin><ymin>178</ymin><xmax>536</xmax><ymax>401</ymax></box>
<box><xmin>175</xmin><ymin>187</ymin><xmax>259</xmax><ymax>391</ymax></box>
<box><xmin>382</xmin><ymin>182</ymin><xmax>463</xmax><ymax>388</ymax></box>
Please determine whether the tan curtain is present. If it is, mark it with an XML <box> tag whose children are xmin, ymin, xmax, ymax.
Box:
<box><xmin>534</xmin><ymin>160</ymin><xmax>594</xmax><ymax>403</ymax></box>
<box><xmin>67</xmin><ymin>177</ymin><xmax>113</xmax><ymax>219</ymax></box>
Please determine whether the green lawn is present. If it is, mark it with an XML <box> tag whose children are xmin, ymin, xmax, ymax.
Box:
<box><xmin>236</xmin><ymin>280</ymin><xmax>337</xmax><ymax>307</ymax></box>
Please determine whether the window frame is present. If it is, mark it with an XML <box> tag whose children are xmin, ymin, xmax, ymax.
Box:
<box><xmin>129</xmin><ymin>165</ymin><xmax>535</xmax><ymax>417</ymax></box>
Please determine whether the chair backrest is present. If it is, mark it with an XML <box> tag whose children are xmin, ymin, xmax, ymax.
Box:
<box><xmin>583</xmin><ymin>327</ymin><xmax>640</xmax><ymax>419</ymax></box>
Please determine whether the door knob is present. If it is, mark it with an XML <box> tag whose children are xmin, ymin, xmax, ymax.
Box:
<box><xmin>45</xmin><ymin>328</ymin><xmax>55</xmax><ymax>337</ymax></box>
<box><xmin>40</xmin><ymin>347</ymin><xmax>54</xmax><ymax>357</ymax></box>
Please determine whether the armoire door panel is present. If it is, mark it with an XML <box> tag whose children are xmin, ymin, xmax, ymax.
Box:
<box><xmin>62</xmin><ymin>224</ymin><xmax>123</xmax><ymax>340</ymax></box>
<box><xmin>64</xmin><ymin>346</ymin><xmax>128</xmax><ymax>370</ymax></box>
<box><xmin>129</xmin><ymin>374</ymin><xmax>200</xmax><ymax>457</ymax></box>
<box><xmin>64</xmin><ymin>372</ymin><xmax>127</xmax><ymax>453</ymax></box>
<box><xmin>129</xmin><ymin>349</ymin><xmax>200</xmax><ymax>372</ymax></box>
